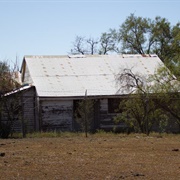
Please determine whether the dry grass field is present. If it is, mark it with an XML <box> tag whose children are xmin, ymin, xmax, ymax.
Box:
<box><xmin>0</xmin><ymin>133</ymin><xmax>180</xmax><ymax>180</ymax></box>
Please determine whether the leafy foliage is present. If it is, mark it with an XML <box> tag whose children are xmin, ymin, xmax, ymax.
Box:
<box><xmin>74</xmin><ymin>99</ymin><xmax>94</xmax><ymax>136</ymax></box>
<box><xmin>150</xmin><ymin>66</ymin><xmax>180</xmax><ymax>127</ymax></box>
<box><xmin>115</xmin><ymin>65</ymin><xmax>180</xmax><ymax>134</ymax></box>
<box><xmin>119</xmin><ymin>14</ymin><xmax>152</xmax><ymax>54</ymax></box>
<box><xmin>115</xmin><ymin>95</ymin><xmax>169</xmax><ymax>134</ymax></box>
<box><xmin>70</xmin><ymin>14</ymin><xmax>180</xmax><ymax>79</ymax></box>
<box><xmin>0</xmin><ymin>60</ymin><xmax>21</xmax><ymax>138</ymax></box>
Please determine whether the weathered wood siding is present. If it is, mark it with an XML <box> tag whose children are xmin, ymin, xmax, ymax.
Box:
<box><xmin>22</xmin><ymin>87</ymin><xmax>36</xmax><ymax>132</ymax></box>
<box><xmin>99</xmin><ymin>98</ymin><xmax>126</xmax><ymax>131</ymax></box>
<box><xmin>1</xmin><ymin>101</ymin><xmax>22</xmax><ymax>132</ymax></box>
<box><xmin>72</xmin><ymin>99</ymin><xmax>100</xmax><ymax>132</ymax></box>
<box><xmin>1</xmin><ymin>87</ymin><xmax>36</xmax><ymax>133</ymax></box>
<box><xmin>40</xmin><ymin>100</ymin><xmax>73</xmax><ymax>131</ymax></box>
<box><xmin>99</xmin><ymin>99</ymin><xmax>117</xmax><ymax>130</ymax></box>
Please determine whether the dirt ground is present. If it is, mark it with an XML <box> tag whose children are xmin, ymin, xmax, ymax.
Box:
<box><xmin>0</xmin><ymin>133</ymin><xmax>180</xmax><ymax>180</ymax></box>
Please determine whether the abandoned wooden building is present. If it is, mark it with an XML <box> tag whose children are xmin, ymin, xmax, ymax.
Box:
<box><xmin>2</xmin><ymin>54</ymin><xmax>179</xmax><ymax>133</ymax></box>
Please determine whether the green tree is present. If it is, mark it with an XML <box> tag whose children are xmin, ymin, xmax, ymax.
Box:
<box><xmin>118</xmin><ymin>14</ymin><xmax>177</xmax><ymax>58</ymax></box>
<box><xmin>119</xmin><ymin>14</ymin><xmax>180</xmax><ymax>77</ymax></box>
<box><xmin>169</xmin><ymin>23</ymin><xmax>180</xmax><ymax>79</ymax></box>
<box><xmin>115</xmin><ymin>94</ymin><xmax>168</xmax><ymax>134</ymax></box>
<box><xmin>119</xmin><ymin>14</ymin><xmax>153</xmax><ymax>54</ymax></box>
<box><xmin>74</xmin><ymin>98</ymin><xmax>94</xmax><ymax>137</ymax></box>
<box><xmin>151</xmin><ymin>17</ymin><xmax>173</xmax><ymax>63</ymax></box>
<box><xmin>150</xmin><ymin>66</ymin><xmax>180</xmax><ymax>129</ymax></box>
<box><xmin>0</xmin><ymin>61</ymin><xmax>13</xmax><ymax>94</ymax></box>
<box><xmin>115</xmin><ymin>66</ymin><xmax>180</xmax><ymax>134</ymax></box>
<box><xmin>99</xmin><ymin>29</ymin><xmax>120</xmax><ymax>54</ymax></box>
<box><xmin>115</xmin><ymin>68</ymin><xmax>169</xmax><ymax>135</ymax></box>
<box><xmin>0</xmin><ymin>60</ymin><xmax>21</xmax><ymax>138</ymax></box>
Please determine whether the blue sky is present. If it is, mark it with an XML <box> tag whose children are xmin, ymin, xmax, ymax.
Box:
<box><xmin>0</xmin><ymin>0</ymin><xmax>179</xmax><ymax>66</ymax></box>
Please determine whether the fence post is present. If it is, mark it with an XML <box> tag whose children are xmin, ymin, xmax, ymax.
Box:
<box><xmin>84</xmin><ymin>90</ymin><xmax>88</xmax><ymax>138</ymax></box>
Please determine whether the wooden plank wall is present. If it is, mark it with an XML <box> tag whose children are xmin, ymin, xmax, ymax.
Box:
<box><xmin>22</xmin><ymin>87</ymin><xmax>36</xmax><ymax>132</ymax></box>
<box><xmin>0</xmin><ymin>87</ymin><xmax>36</xmax><ymax>133</ymax></box>
<box><xmin>40</xmin><ymin>100</ymin><xmax>73</xmax><ymax>131</ymax></box>
<box><xmin>99</xmin><ymin>99</ymin><xmax>117</xmax><ymax>130</ymax></box>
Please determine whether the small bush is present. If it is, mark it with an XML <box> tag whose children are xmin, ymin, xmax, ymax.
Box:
<box><xmin>0</xmin><ymin>122</ymin><xmax>11</xmax><ymax>139</ymax></box>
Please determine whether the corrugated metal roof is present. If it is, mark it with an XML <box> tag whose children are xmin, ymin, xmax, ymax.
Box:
<box><xmin>23</xmin><ymin>54</ymin><xmax>164</xmax><ymax>97</ymax></box>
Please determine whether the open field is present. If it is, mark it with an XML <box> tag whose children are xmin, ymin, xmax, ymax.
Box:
<box><xmin>0</xmin><ymin>133</ymin><xmax>180</xmax><ymax>180</ymax></box>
